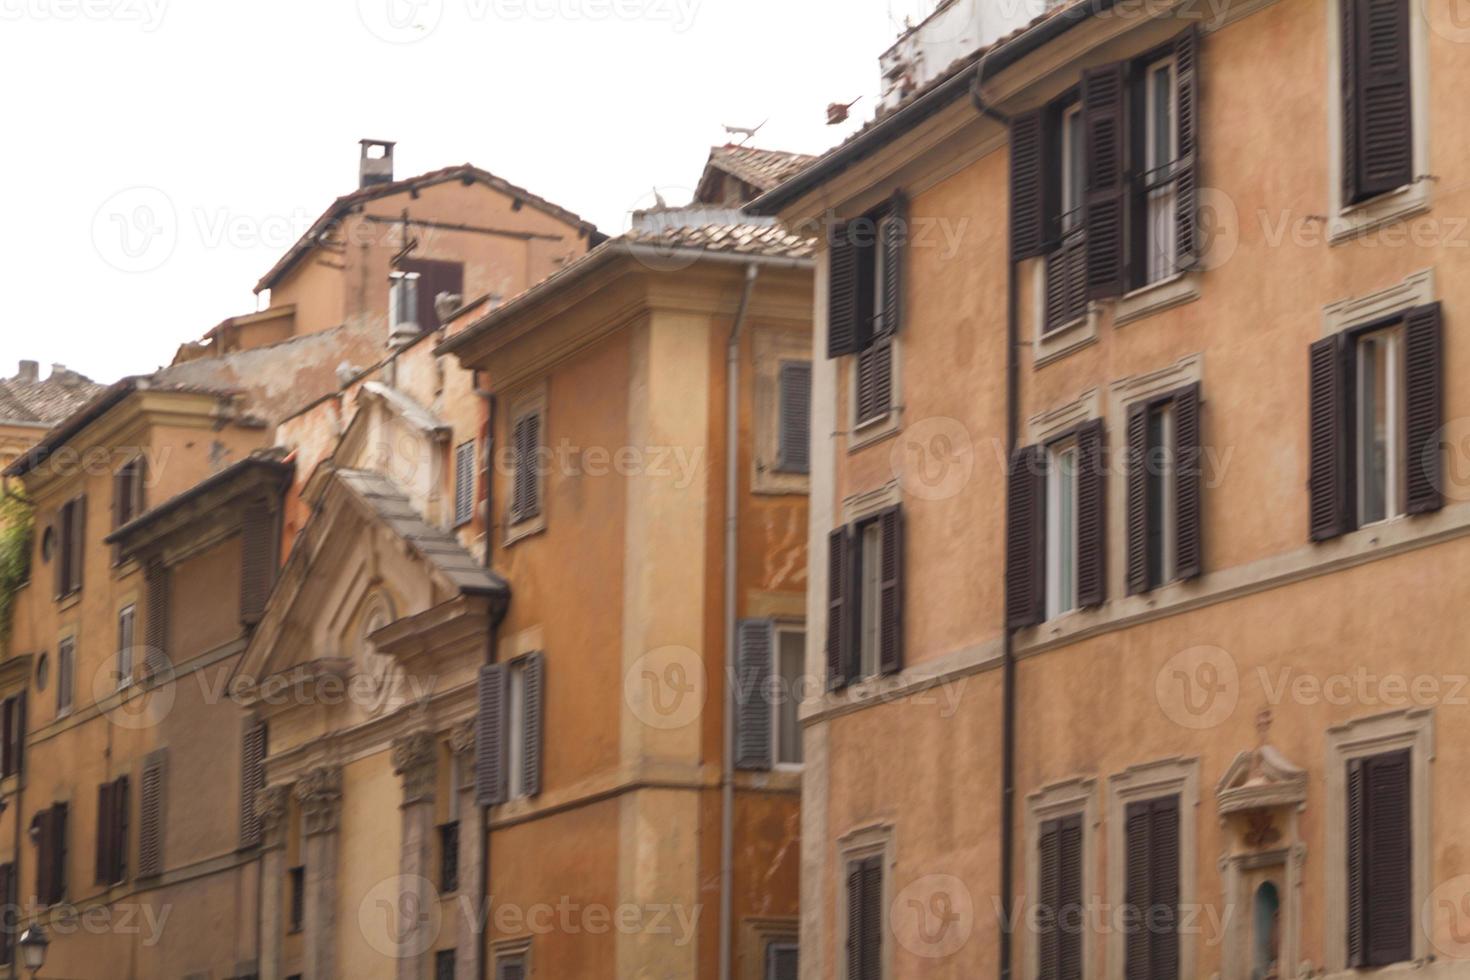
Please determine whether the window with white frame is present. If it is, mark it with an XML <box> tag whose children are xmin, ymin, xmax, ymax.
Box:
<box><xmin>389</xmin><ymin>270</ymin><xmax>421</xmax><ymax>338</ymax></box>
<box><xmin>1143</xmin><ymin>54</ymin><xmax>1179</xmax><ymax>285</ymax></box>
<box><xmin>1060</xmin><ymin>103</ymin><xmax>1084</xmax><ymax>236</ymax></box>
<box><xmin>57</xmin><ymin>637</ymin><xmax>74</xmax><ymax>716</ymax></box>
<box><xmin>1355</xmin><ymin>324</ymin><xmax>1405</xmax><ymax>526</ymax></box>
<box><xmin>1045</xmin><ymin>438</ymin><xmax>1080</xmax><ymax>619</ymax></box>
<box><xmin>773</xmin><ymin>626</ymin><xmax>804</xmax><ymax>767</ymax></box>
<box><xmin>1145</xmin><ymin>401</ymin><xmax>1178</xmax><ymax>587</ymax></box>
<box><xmin>116</xmin><ymin>605</ymin><xmax>135</xmax><ymax>690</ymax></box>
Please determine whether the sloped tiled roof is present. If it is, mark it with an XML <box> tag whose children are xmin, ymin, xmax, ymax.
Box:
<box><xmin>0</xmin><ymin>367</ymin><xmax>105</xmax><ymax>426</ymax></box>
<box><xmin>621</xmin><ymin>221</ymin><xmax>815</xmax><ymax>260</ymax></box>
<box><xmin>255</xmin><ymin>163</ymin><xmax>602</xmax><ymax>293</ymax></box>
<box><xmin>704</xmin><ymin>145</ymin><xmax>819</xmax><ymax>193</ymax></box>
<box><xmin>335</xmin><ymin>468</ymin><xmax>507</xmax><ymax>598</ymax></box>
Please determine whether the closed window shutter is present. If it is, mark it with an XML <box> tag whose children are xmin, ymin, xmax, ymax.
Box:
<box><xmin>497</xmin><ymin>959</ymin><xmax>526</xmax><ymax>980</ymax></box>
<box><xmin>877</xmin><ymin>192</ymin><xmax>907</xmax><ymax>339</ymax></box>
<box><xmin>1038</xmin><ymin>820</ymin><xmax>1062</xmax><ymax>979</ymax></box>
<box><xmin>1082</xmin><ymin>62</ymin><xmax>1130</xmax><ymax>299</ymax></box>
<box><xmin>735</xmin><ymin>619</ymin><xmax>774</xmax><ymax>771</ymax></box>
<box><xmin>34</xmin><ymin>811</ymin><xmax>51</xmax><ymax>906</ymax></box>
<box><xmin>454</xmin><ymin>441</ymin><xmax>477</xmax><ymax>526</ymax></box>
<box><xmin>512</xmin><ymin>413</ymin><xmax>542</xmax><ymax>522</ymax></box>
<box><xmin>1125</xmin><ymin>404</ymin><xmax>1151</xmax><ymax>595</ymax></box>
<box><xmin>1149</xmin><ymin>797</ymin><xmax>1181</xmax><ymax>979</ymax></box>
<box><xmin>114</xmin><ymin>777</ymin><xmax>128</xmax><ymax>883</ymax></box>
<box><xmin>240</xmin><ymin>501</ymin><xmax>275</xmax><ymax>627</ymax></box>
<box><xmin>1364</xmin><ymin>749</ymin><xmax>1412</xmax><ymax>966</ymax></box>
<box><xmin>776</xmin><ymin>362</ymin><xmax>812</xmax><ymax>474</ymax></box>
<box><xmin>845</xmin><ymin>864</ymin><xmax>863</xmax><ymax>979</ymax></box>
<box><xmin>826</xmin><ymin>528</ymin><xmax>852</xmax><ymax>690</ymax></box>
<box><xmin>95</xmin><ymin>781</ymin><xmax>114</xmax><ymax>885</ymax></box>
<box><xmin>1403</xmin><ymin>302</ymin><xmax>1443</xmax><ymax>515</ymax></box>
<box><xmin>144</xmin><ymin>560</ymin><xmax>170</xmax><ymax>677</ymax></box>
<box><xmin>1309</xmin><ymin>335</ymin><xmax>1352</xmax><ymax>541</ymax></box>
<box><xmin>1173</xmin><ymin>28</ymin><xmax>1202</xmax><ymax>270</ymax></box>
<box><xmin>1010</xmin><ymin>111</ymin><xmax>1048</xmax><ymax>261</ymax></box>
<box><xmin>1174</xmin><ymin>384</ymin><xmax>1204</xmax><ymax>580</ymax></box>
<box><xmin>855</xmin><ymin>338</ymin><xmax>893</xmax><ymax>424</ymax></box>
<box><xmin>878</xmin><ymin>506</ymin><xmax>904</xmax><ymax>675</ymax></box>
<box><xmin>1044</xmin><ymin>233</ymin><xmax>1089</xmax><ymax>331</ymax></box>
<box><xmin>1076</xmin><ymin>420</ymin><xmax>1107</xmax><ymax>608</ymax></box>
<box><xmin>475</xmin><ymin>664</ymin><xmax>508</xmax><ymax>807</ymax></box>
<box><xmin>1123</xmin><ymin>801</ymin><xmax>1153</xmax><ymax>980</ymax></box>
<box><xmin>1006</xmin><ymin>445</ymin><xmax>1046</xmax><ymax>628</ymax></box>
<box><xmin>1346</xmin><ymin>756</ymin><xmax>1367</xmax><ymax>966</ymax></box>
<box><xmin>859</xmin><ymin>857</ymin><xmax>883</xmax><ymax>980</ymax></box>
<box><xmin>238</xmin><ymin>721</ymin><xmax>266</xmax><ymax>847</ymax></box>
<box><xmin>139</xmin><ymin>750</ymin><xmax>165</xmax><ymax>878</ymax></box>
<box><xmin>1039</xmin><ymin>815</ymin><xmax>1084</xmax><ymax>980</ymax></box>
<box><xmin>14</xmin><ymin>694</ymin><xmax>23</xmax><ymax>778</ymax></box>
<box><xmin>768</xmin><ymin>943</ymin><xmax>798</xmax><ymax>980</ymax></box>
<box><xmin>521</xmin><ymin>652</ymin><xmax>545</xmax><ymax>798</ymax></box>
<box><xmin>827</xmin><ymin>223</ymin><xmax>863</xmax><ymax>358</ymax></box>
<box><xmin>1344</xmin><ymin>0</ymin><xmax>1413</xmax><ymax>203</ymax></box>
<box><xmin>54</xmin><ymin>501</ymin><xmax>69</xmax><ymax>599</ymax></box>
<box><xmin>53</xmin><ymin>803</ymin><xmax>67</xmax><ymax>904</ymax></box>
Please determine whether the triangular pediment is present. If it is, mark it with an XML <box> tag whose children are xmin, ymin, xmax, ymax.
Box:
<box><xmin>1216</xmin><ymin>744</ymin><xmax>1308</xmax><ymax>814</ymax></box>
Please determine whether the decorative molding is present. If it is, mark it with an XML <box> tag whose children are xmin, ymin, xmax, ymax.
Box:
<box><xmin>449</xmin><ymin>720</ymin><xmax>476</xmax><ymax>760</ymax></box>
<box><xmin>1023</xmin><ymin>777</ymin><xmax>1100</xmax><ymax>980</ymax></box>
<box><xmin>1322</xmin><ymin>267</ymin><xmax>1435</xmax><ymax>336</ymax></box>
<box><xmin>835</xmin><ymin>822</ymin><xmax>896</xmax><ymax>980</ymax></box>
<box><xmin>1029</xmin><ymin>260</ymin><xmax>1099</xmax><ymax>368</ymax></box>
<box><xmin>294</xmin><ymin>765</ymin><xmax>344</xmax><ymax>836</ymax></box>
<box><xmin>1108</xmin><ymin>353</ymin><xmax>1203</xmax><ymax>410</ymax></box>
<box><xmin>1112</xmin><ymin>271</ymin><xmax>1201</xmax><ymax>328</ymax></box>
<box><xmin>255</xmin><ymin>784</ymin><xmax>292</xmax><ymax>850</ymax></box>
<box><xmin>840</xmin><ymin>480</ymin><xmax>902</xmax><ymax>524</ymax></box>
<box><xmin>1215</xmin><ymin>713</ymin><xmax>1308</xmax><ymax>817</ymax></box>
<box><xmin>1027</xmin><ymin>387</ymin><xmax>1102</xmax><ymax>446</ymax></box>
<box><xmin>392</xmin><ymin>731</ymin><xmax>438</xmax><ymax>805</ymax></box>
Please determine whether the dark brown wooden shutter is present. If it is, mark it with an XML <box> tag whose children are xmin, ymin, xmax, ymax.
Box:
<box><xmin>34</xmin><ymin>809</ymin><xmax>53</xmax><ymax>906</ymax></box>
<box><xmin>1082</xmin><ymin>62</ymin><xmax>1130</xmax><ymax>299</ymax></box>
<box><xmin>1404</xmin><ymin>302</ymin><xmax>1443</xmax><ymax>514</ymax></box>
<box><xmin>877</xmin><ymin>192</ymin><xmax>907</xmax><ymax>339</ymax></box>
<box><xmin>847</xmin><ymin>856</ymin><xmax>882</xmax><ymax>980</ymax></box>
<box><xmin>13</xmin><ymin>694</ymin><xmax>24</xmax><ymax>778</ymax></box>
<box><xmin>1125</xmin><ymin>404</ymin><xmax>1150</xmax><ymax>595</ymax></box>
<box><xmin>1346</xmin><ymin>756</ymin><xmax>1367</xmax><ymax>967</ymax></box>
<box><xmin>66</xmin><ymin>495</ymin><xmax>86</xmax><ymax>595</ymax></box>
<box><xmin>1010</xmin><ymin>111</ymin><xmax>1048</xmax><ymax>261</ymax></box>
<box><xmin>144</xmin><ymin>559</ymin><xmax>170</xmax><ymax>678</ymax></box>
<box><xmin>1309</xmin><ymin>334</ymin><xmax>1352</xmax><ymax>541</ymax></box>
<box><xmin>0</xmin><ymin>699</ymin><xmax>12</xmax><ymax>779</ymax></box>
<box><xmin>735</xmin><ymin>619</ymin><xmax>774</xmax><ymax>770</ymax></box>
<box><xmin>238</xmin><ymin>720</ymin><xmax>266</xmax><ymax>847</ymax></box>
<box><xmin>1174</xmin><ymin>28</ymin><xmax>1202</xmax><ymax>270</ymax></box>
<box><xmin>95</xmin><ymin>781</ymin><xmax>114</xmax><ymax>885</ymax></box>
<box><xmin>1149</xmin><ymin>797</ymin><xmax>1181</xmax><ymax>979</ymax></box>
<box><xmin>1343</xmin><ymin>0</ymin><xmax>1413</xmax><ymax>203</ymax></box>
<box><xmin>768</xmin><ymin>943</ymin><xmax>798</xmax><ymax>980</ymax></box>
<box><xmin>53</xmin><ymin>502</ymin><xmax>69</xmax><ymax>599</ymax></box>
<box><xmin>400</xmin><ymin>258</ymin><xmax>465</xmax><ymax>332</ymax></box>
<box><xmin>114</xmin><ymin>777</ymin><xmax>128</xmax><ymax>883</ymax></box>
<box><xmin>1006</xmin><ymin>445</ymin><xmax>1045</xmax><ymax>628</ymax></box>
<box><xmin>845</xmin><ymin>864</ymin><xmax>863</xmax><ymax>980</ymax></box>
<box><xmin>1076</xmin><ymin>420</ymin><xmax>1107</xmax><ymax>608</ymax></box>
<box><xmin>776</xmin><ymin>361</ymin><xmax>812</xmax><ymax>474</ymax></box>
<box><xmin>51</xmin><ymin>803</ymin><xmax>67</xmax><ymax>904</ymax></box>
<box><xmin>454</xmin><ymin>441</ymin><xmax>476</xmax><ymax>526</ymax></box>
<box><xmin>139</xmin><ymin>750</ymin><xmax>165</xmax><ymax>878</ymax></box>
<box><xmin>826</xmin><ymin>528</ymin><xmax>853</xmax><ymax>690</ymax></box>
<box><xmin>1174</xmin><ymin>384</ymin><xmax>1204</xmax><ymax>580</ymax></box>
<box><xmin>1363</xmin><ymin>750</ymin><xmax>1412</xmax><ymax>966</ymax></box>
<box><xmin>828</xmin><ymin>223</ymin><xmax>863</xmax><ymax>358</ymax></box>
<box><xmin>1040</xmin><ymin>815</ymin><xmax>1084</xmax><ymax>980</ymax></box>
<box><xmin>1124</xmin><ymin>801</ymin><xmax>1151</xmax><ymax>980</ymax></box>
<box><xmin>1039</xmin><ymin>820</ymin><xmax>1061</xmax><ymax>979</ymax></box>
<box><xmin>512</xmin><ymin>413</ymin><xmax>542</xmax><ymax>522</ymax></box>
<box><xmin>240</xmin><ymin>500</ymin><xmax>275</xmax><ymax>627</ymax></box>
<box><xmin>877</xmin><ymin>506</ymin><xmax>905</xmax><ymax>674</ymax></box>
<box><xmin>1044</xmin><ymin>234</ymin><xmax>1089</xmax><ymax>332</ymax></box>
<box><xmin>475</xmin><ymin>664</ymin><xmax>507</xmax><ymax>807</ymax></box>
<box><xmin>521</xmin><ymin>652</ymin><xmax>544</xmax><ymax>798</ymax></box>
<box><xmin>855</xmin><ymin>337</ymin><xmax>893</xmax><ymax>424</ymax></box>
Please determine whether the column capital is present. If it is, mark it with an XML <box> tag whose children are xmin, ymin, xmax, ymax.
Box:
<box><xmin>255</xmin><ymin>784</ymin><xmax>293</xmax><ymax>849</ymax></box>
<box><xmin>294</xmin><ymin>765</ymin><xmax>343</xmax><ymax>836</ymax></box>
<box><xmin>392</xmin><ymin>731</ymin><xmax>438</xmax><ymax>806</ymax></box>
<box><xmin>448</xmin><ymin>720</ymin><xmax>476</xmax><ymax>761</ymax></box>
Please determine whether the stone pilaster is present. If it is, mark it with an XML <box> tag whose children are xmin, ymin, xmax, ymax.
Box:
<box><xmin>450</xmin><ymin>721</ymin><xmax>481</xmax><ymax>980</ymax></box>
<box><xmin>255</xmin><ymin>784</ymin><xmax>292</xmax><ymax>980</ymax></box>
<box><xmin>295</xmin><ymin>766</ymin><xmax>343</xmax><ymax>980</ymax></box>
<box><xmin>392</xmin><ymin>732</ymin><xmax>438</xmax><ymax>980</ymax></box>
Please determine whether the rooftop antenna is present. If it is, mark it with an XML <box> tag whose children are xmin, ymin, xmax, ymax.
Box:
<box><xmin>722</xmin><ymin>120</ymin><xmax>767</xmax><ymax>145</ymax></box>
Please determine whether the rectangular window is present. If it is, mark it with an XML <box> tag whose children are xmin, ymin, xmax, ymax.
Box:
<box><xmin>56</xmin><ymin>495</ymin><xmax>86</xmax><ymax>598</ymax></box>
<box><xmin>1143</xmin><ymin>55</ymin><xmax>1180</xmax><ymax>285</ymax></box>
<box><xmin>440</xmin><ymin>822</ymin><xmax>460</xmax><ymax>893</ymax></box>
<box><xmin>509</xmin><ymin>410</ymin><xmax>543</xmax><ymax>526</ymax></box>
<box><xmin>827</xmin><ymin>507</ymin><xmax>904</xmax><ymax>688</ymax></box>
<box><xmin>113</xmin><ymin>457</ymin><xmax>146</xmax><ymax>532</ymax></box>
<box><xmin>766</xmin><ymin>940</ymin><xmax>799</xmax><ymax>980</ymax></box>
<box><xmin>57</xmin><ymin>637</ymin><xmax>75</xmax><ymax>717</ymax></box>
<box><xmin>1044</xmin><ymin>101</ymin><xmax>1089</xmax><ymax>334</ymax></box>
<box><xmin>453</xmin><ymin>440</ymin><xmax>477</xmax><ymax>527</ymax></box>
<box><xmin>773</xmin><ymin>626</ymin><xmax>805</xmax><ymax>767</ymax></box>
<box><xmin>389</xmin><ymin>271</ymin><xmax>421</xmax><ymax>337</ymax></box>
<box><xmin>1356</xmin><ymin>325</ymin><xmax>1405</xmax><ymax>526</ymax></box>
<box><xmin>505</xmin><ymin>659</ymin><xmax>536</xmax><ymax>802</ymax></box>
<box><xmin>496</xmin><ymin>954</ymin><xmax>527</xmax><ymax>980</ymax></box>
<box><xmin>1123</xmin><ymin>795</ymin><xmax>1180</xmax><ymax>980</ymax></box>
<box><xmin>775</xmin><ymin>360</ymin><xmax>812</xmax><ymax>474</ymax></box>
<box><xmin>0</xmin><ymin>863</ymin><xmax>14</xmax><ymax>966</ymax></box>
<box><xmin>1340</xmin><ymin>0</ymin><xmax>1414</xmax><ymax>205</ymax></box>
<box><xmin>1060</xmin><ymin>103</ymin><xmax>1084</xmax><ymax>234</ymax></box>
<box><xmin>0</xmin><ymin>694</ymin><xmax>23</xmax><ymax>779</ymax></box>
<box><xmin>1045</xmin><ymin>439</ymin><xmax>1079</xmax><ymax>619</ymax></box>
<box><xmin>435</xmin><ymin>949</ymin><xmax>457</xmax><ymax>980</ymax></box>
<box><xmin>854</xmin><ymin>338</ymin><xmax>894</xmax><ymax>426</ymax></box>
<box><xmin>95</xmin><ymin>775</ymin><xmax>128</xmax><ymax>886</ymax></box>
<box><xmin>33</xmin><ymin>802</ymin><xmax>67</xmax><ymax>906</ymax></box>
<box><xmin>858</xmin><ymin>522</ymin><xmax>883</xmax><ymax>679</ymax></box>
<box><xmin>1145</xmin><ymin>402</ymin><xmax>1178</xmax><ymax>587</ymax></box>
<box><xmin>1347</xmin><ymin>748</ymin><xmax>1412</xmax><ymax>967</ymax></box>
<box><xmin>845</xmin><ymin>854</ymin><xmax>884</xmax><ymax>980</ymax></box>
<box><xmin>288</xmin><ymin>866</ymin><xmax>305</xmax><ymax>933</ymax></box>
<box><xmin>117</xmin><ymin>605</ymin><xmax>136</xmax><ymax>689</ymax></box>
<box><xmin>828</xmin><ymin>193</ymin><xmax>905</xmax><ymax>429</ymax></box>
<box><xmin>1037</xmin><ymin>814</ymin><xmax>1083</xmax><ymax>980</ymax></box>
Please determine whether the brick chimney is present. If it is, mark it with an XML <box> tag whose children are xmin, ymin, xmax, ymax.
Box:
<box><xmin>16</xmin><ymin>360</ymin><xmax>37</xmax><ymax>382</ymax></box>
<box><xmin>359</xmin><ymin>139</ymin><xmax>396</xmax><ymax>189</ymax></box>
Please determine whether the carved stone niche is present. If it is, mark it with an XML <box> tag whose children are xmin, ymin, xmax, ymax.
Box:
<box><xmin>1215</xmin><ymin>713</ymin><xmax>1309</xmax><ymax>980</ymax></box>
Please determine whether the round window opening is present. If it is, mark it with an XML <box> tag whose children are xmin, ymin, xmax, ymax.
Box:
<box><xmin>35</xmin><ymin>653</ymin><xmax>49</xmax><ymax>691</ymax></box>
<box><xmin>40</xmin><ymin>527</ymin><xmax>56</xmax><ymax>563</ymax></box>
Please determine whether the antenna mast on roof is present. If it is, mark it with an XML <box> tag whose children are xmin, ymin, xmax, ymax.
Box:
<box><xmin>722</xmin><ymin>120</ymin><xmax>767</xmax><ymax>146</ymax></box>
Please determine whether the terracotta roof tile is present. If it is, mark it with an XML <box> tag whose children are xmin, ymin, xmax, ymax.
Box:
<box><xmin>705</xmin><ymin>145</ymin><xmax>819</xmax><ymax>192</ymax></box>
<box><xmin>0</xmin><ymin>368</ymin><xmax>106</xmax><ymax>427</ymax></box>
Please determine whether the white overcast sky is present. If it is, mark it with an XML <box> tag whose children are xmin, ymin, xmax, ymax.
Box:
<box><xmin>0</xmin><ymin>0</ymin><xmax>941</xmax><ymax>385</ymax></box>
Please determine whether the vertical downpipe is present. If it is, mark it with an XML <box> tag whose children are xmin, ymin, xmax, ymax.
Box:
<box><xmin>477</xmin><ymin>379</ymin><xmax>499</xmax><ymax>980</ymax></box>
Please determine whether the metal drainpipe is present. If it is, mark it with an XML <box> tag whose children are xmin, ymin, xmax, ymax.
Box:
<box><xmin>720</xmin><ymin>263</ymin><xmax>761</xmax><ymax>980</ymax></box>
<box><xmin>476</xmin><ymin>378</ymin><xmax>499</xmax><ymax>980</ymax></box>
<box><xmin>971</xmin><ymin>50</ymin><xmax>1021</xmax><ymax>980</ymax></box>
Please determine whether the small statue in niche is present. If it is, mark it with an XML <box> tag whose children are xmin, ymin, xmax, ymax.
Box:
<box><xmin>1252</xmin><ymin>881</ymin><xmax>1282</xmax><ymax>980</ymax></box>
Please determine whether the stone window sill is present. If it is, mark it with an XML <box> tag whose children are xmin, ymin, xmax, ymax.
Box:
<box><xmin>1035</xmin><ymin>307</ymin><xmax>1099</xmax><ymax>367</ymax></box>
<box><xmin>848</xmin><ymin>409</ymin><xmax>900</xmax><ymax>453</ymax></box>
<box><xmin>503</xmin><ymin>513</ymin><xmax>545</xmax><ymax>548</ymax></box>
<box><xmin>1113</xmin><ymin>271</ymin><xmax>1201</xmax><ymax>328</ymax></box>
<box><xmin>1329</xmin><ymin>179</ymin><xmax>1432</xmax><ymax>245</ymax></box>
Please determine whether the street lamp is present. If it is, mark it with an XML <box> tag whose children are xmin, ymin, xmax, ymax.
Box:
<box><xmin>17</xmin><ymin>923</ymin><xmax>47</xmax><ymax>976</ymax></box>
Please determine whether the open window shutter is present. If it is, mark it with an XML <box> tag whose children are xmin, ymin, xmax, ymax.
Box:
<box><xmin>735</xmin><ymin>619</ymin><xmax>774</xmax><ymax>770</ymax></box>
<box><xmin>1346</xmin><ymin>0</ymin><xmax>1413</xmax><ymax>203</ymax></box>
<box><xmin>1346</xmin><ymin>757</ymin><xmax>1367</xmax><ymax>966</ymax></box>
<box><xmin>144</xmin><ymin>560</ymin><xmax>170</xmax><ymax>677</ymax></box>
<box><xmin>0</xmin><ymin>700</ymin><xmax>12</xmax><ymax>779</ymax></box>
<box><xmin>1125</xmin><ymin>404</ymin><xmax>1151</xmax><ymax>595</ymax></box>
<box><xmin>1082</xmin><ymin>62</ymin><xmax>1130</xmax><ymax>299</ymax></box>
<box><xmin>475</xmin><ymin>664</ymin><xmax>508</xmax><ymax>807</ymax></box>
<box><xmin>139</xmin><ymin>751</ymin><xmax>165</xmax><ymax>878</ymax></box>
<box><xmin>878</xmin><ymin>506</ymin><xmax>904</xmax><ymax>675</ymax></box>
<box><xmin>845</xmin><ymin>864</ymin><xmax>864</xmax><ymax>980</ymax></box>
<box><xmin>828</xmin><ymin>223</ymin><xmax>862</xmax><ymax>358</ymax></box>
<box><xmin>95</xmin><ymin>781</ymin><xmax>114</xmax><ymax>885</ymax></box>
<box><xmin>34</xmin><ymin>811</ymin><xmax>52</xmax><ymax>905</ymax></box>
<box><xmin>14</xmin><ymin>694</ymin><xmax>24</xmax><ymax>778</ymax></box>
<box><xmin>53</xmin><ymin>502</ymin><xmax>69</xmax><ymax>599</ymax></box>
<box><xmin>1309</xmin><ymin>335</ymin><xmax>1352</xmax><ymax>541</ymax></box>
<box><xmin>1149</xmin><ymin>797</ymin><xmax>1181</xmax><ymax>979</ymax></box>
<box><xmin>240</xmin><ymin>500</ymin><xmax>275</xmax><ymax>627</ymax></box>
<box><xmin>1174</xmin><ymin>28</ymin><xmax>1202</xmax><ymax>270</ymax></box>
<box><xmin>1123</xmin><ymin>801</ymin><xmax>1152</xmax><ymax>980</ymax></box>
<box><xmin>1404</xmin><ymin>302</ymin><xmax>1443</xmax><ymax>515</ymax></box>
<box><xmin>1038</xmin><ymin>820</ymin><xmax>1061</xmax><ymax>979</ymax></box>
<box><xmin>54</xmin><ymin>804</ymin><xmax>67</xmax><ymax>903</ymax></box>
<box><xmin>1364</xmin><ymin>750</ymin><xmax>1412</xmax><ymax>966</ymax></box>
<box><xmin>521</xmin><ymin>652</ymin><xmax>545</xmax><ymax>798</ymax></box>
<box><xmin>115</xmin><ymin>777</ymin><xmax>129</xmax><ymax>882</ymax></box>
<box><xmin>400</xmin><ymin>258</ymin><xmax>465</xmax><ymax>332</ymax></box>
<box><xmin>1076</xmin><ymin>420</ymin><xmax>1107</xmax><ymax>608</ymax></box>
<box><xmin>1010</xmin><ymin>111</ymin><xmax>1047</xmax><ymax>261</ymax></box>
<box><xmin>454</xmin><ymin>441</ymin><xmax>476</xmax><ymax>525</ymax></box>
<box><xmin>238</xmin><ymin>721</ymin><xmax>266</xmax><ymax>847</ymax></box>
<box><xmin>826</xmin><ymin>528</ymin><xmax>852</xmax><ymax>690</ymax></box>
<box><xmin>776</xmin><ymin>362</ymin><xmax>812</xmax><ymax>474</ymax></box>
<box><xmin>1006</xmin><ymin>446</ymin><xmax>1045</xmax><ymax>628</ymax></box>
<box><xmin>859</xmin><ymin>858</ymin><xmax>882</xmax><ymax>980</ymax></box>
<box><xmin>877</xmin><ymin>191</ymin><xmax>907</xmax><ymax>339</ymax></box>
<box><xmin>1058</xmin><ymin>815</ymin><xmax>1083</xmax><ymax>980</ymax></box>
<box><xmin>1174</xmin><ymin>384</ymin><xmax>1204</xmax><ymax>580</ymax></box>
<box><xmin>71</xmin><ymin>496</ymin><xmax>86</xmax><ymax>594</ymax></box>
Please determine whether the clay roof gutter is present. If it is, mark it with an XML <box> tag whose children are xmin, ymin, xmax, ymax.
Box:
<box><xmin>745</xmin><ymin>0</ymin><xmax>1114</xmax><ymax>217</ymax></box>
